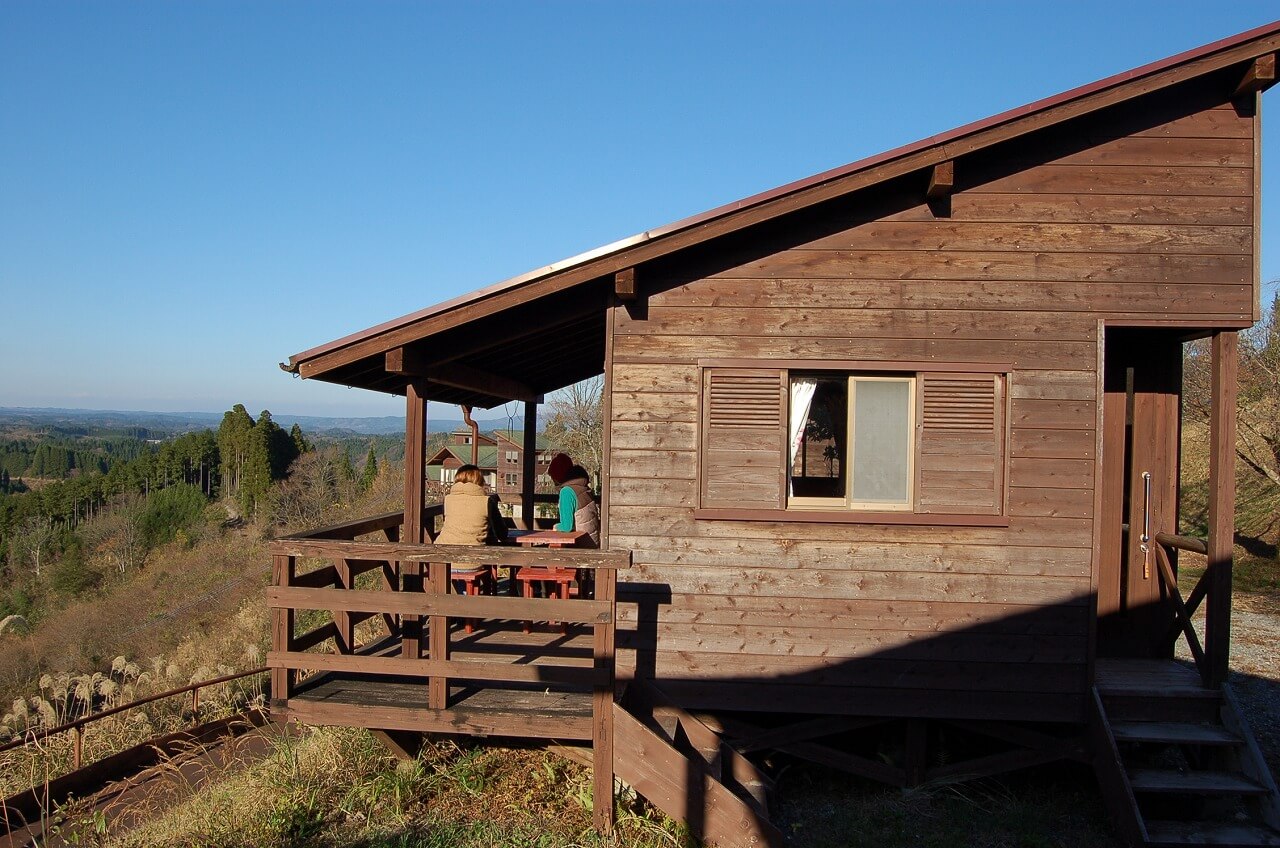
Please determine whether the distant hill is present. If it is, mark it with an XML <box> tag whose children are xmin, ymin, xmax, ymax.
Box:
<box><xmin>0</xmin><ymin>407</ymin><xmax>521</xmax><ymax>437</ymax></box>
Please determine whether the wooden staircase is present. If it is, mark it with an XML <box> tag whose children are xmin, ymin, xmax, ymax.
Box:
<box><xmin>1091</xmin><ymin>659</ymin><xmax>1280</xmax><ymax>847</ymax></box>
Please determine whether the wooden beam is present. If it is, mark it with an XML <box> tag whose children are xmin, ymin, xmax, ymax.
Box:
<box><xmin>402</xmin><ymin>382</ymin><xmax>428</xmax><ymax>660</ymax></box>
<box><xmin>1206</xmin><ymin>331</ymin><xmax>1238</xmax><ymax>688</ymax></box>
<box><xmin>521</xmin><ymin>401</ymin><xmax>538</xmax><ymax>530</ymax></box>
<box><xmin>614</xmin><ymin>267</ymin><xmax>637</xmax><ymax>302</ymax></box>
<box><xmin>1234</xmin><ymin>53</ymin><xmax>1277</xmax><ymax>97</ymax></box>
<box><xmin>387</xmin><ymin>348</ymin><xmax>540</xmax><ymax>403</ymax></box>
<box><xmin>926</xmin><ymin>160</ymin><xmax>954</xmax><ymax>199</ymax></box>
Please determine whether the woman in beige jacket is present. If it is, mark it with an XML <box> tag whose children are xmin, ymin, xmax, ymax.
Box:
<box><xmin>434</xmin><ymin>465</ymin><xmax>505</xmax><ymax>592</ymax></box>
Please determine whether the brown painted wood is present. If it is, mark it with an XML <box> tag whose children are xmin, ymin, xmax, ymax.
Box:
<box><xmin>270</xmin><ymin>555</ymin><xmax>295</xmax><ymax>702</ymax></box>
<box><xmin>285</xmin><ymin>693</ymin><xmax>593</xmax><ymax>740</ymax></box>
<box><xmin>614</xmin><ymin>267</ymin><xmax>637</xmax><ymax>301</ymax></box>
<box><xmin>520</xmin><ymin>400</ymin><xmax>538</xmax><ymax>529</ymax></box>
<box><xmin>269</xmin><ymin>538</ymin><xmax>631</xmax><ymax>570</ymax></box>
<box><xmin>1206</xmin><ymin>331</ymin><xmax>1238</xmax><ymax>687</ymax></box>
<box><xmin>268</xmin><ymin>650</ymin><xmax>602</xmax><ymax>686</ymax></box>
<box><xmin>1234</xmin><ymin>53</ymin><xmax>1277</xmax><ymax>97</ymax></box>
<box><xmin>927</xmin><ymin>161</ymin><xmax>954</xmax><ymax>199</ymax></box>
<box><xmin>403</xmin><ymin>382</ymin><xmax>428</xmax><ymax>660</ymax></box>
<box><xmin>268</xmin><ymin>586</ymin><xmax>612</xmax><ymax>624</ymax></box>
<box><xmin>611</xmin><ymin>703</ymin><xmax>784</xmax><ymax>848</ymax></box>
<box><xmin>591</xmin><ymin>568</ymin><xmax>617</xmax><ymax>834</ymax></box>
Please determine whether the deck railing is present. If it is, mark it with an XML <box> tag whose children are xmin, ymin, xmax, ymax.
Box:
<box><xmin>265</xmin><ymin>508</ymin><xmax>630</xmax><ymax>829</ymax></box>
<box><xmin>1152</xmin><ymin>531</ymin><xmax>1227</xmax><ymax>686</ymax></box>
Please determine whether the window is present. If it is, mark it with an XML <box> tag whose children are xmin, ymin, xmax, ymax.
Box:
<box><xmin>505</xmin><ymin>450</ymin><xmax>519</xmax><ymax>463</ymax></box>
<box><xmin>789</xmin><ymin>374</ymin><xmax>915</xmax><ymax>511</ymax></box>
<box><xmin>442</xmin><ymin>467</ymin><xmax>456</xmax><ymax>483</ymax></box>
<box><xmin>698</xmin><ymin>362</ymin><xmax>1007</xmax><ymax>522</ymax></box>
<box><xmin>504</xmin><ymin>472</ymin><xmax>518</xmax><ymax>486</ymax></box>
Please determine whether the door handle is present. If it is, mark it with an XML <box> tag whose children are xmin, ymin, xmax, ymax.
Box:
<box><xmin>1139</xmin><ymin>471</ymin><xmax>1152</xmax><ymax>579</ymax></box>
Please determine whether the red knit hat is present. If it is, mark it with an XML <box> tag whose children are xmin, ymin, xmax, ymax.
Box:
<box><xmin>548</xmin><ymin>452</ymin><xmax>573</xmax><ymax>484</ymax></box>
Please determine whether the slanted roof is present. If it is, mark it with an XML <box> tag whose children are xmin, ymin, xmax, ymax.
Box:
<box><xmin>492</xmin><ymin>429</ymin><xmax>549</xmax><ymax>450</ymax></box>
<box><xmin>426</xmin><ymin>445</ymin><xmax>499</xmax><ymax>470</ymax></box>
<box><xmin>285</xmin><ymin>21</ymin><xmax>1280</xmax><ymax>405</ymax></box>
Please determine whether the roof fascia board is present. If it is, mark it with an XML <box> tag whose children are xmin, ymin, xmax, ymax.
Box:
<box><xmin>290</xmin><ymin>23</ymin><xmax>1280</xmax><ymax>381</ymax></box>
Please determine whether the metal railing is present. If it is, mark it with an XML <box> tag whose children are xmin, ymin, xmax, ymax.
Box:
<box><xmin>0</xmin><ymin>666</ymin><xmax>269</xmax><ymax>770</ymax></box>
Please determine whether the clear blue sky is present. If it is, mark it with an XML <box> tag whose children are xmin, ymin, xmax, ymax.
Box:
<box><xmin>3</xmin><ymin>2</ymin><xmax>1278</xmax><ymax>417</ymax></box>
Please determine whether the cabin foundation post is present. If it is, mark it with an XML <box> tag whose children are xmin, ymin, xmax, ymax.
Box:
<box><xmin>521</xmin><ymin>400</ymin><xmax>538</xmax><ymax>529</ymax></box>
<box><xmin>402</xmin><ymin>381</ymin><xmax>429</xmax><ymax>660</ymax></box>
<box><xmin>1205</xmin><ymin>331</ymin><xmax>1237</xmax><ymax>688</ymax></box>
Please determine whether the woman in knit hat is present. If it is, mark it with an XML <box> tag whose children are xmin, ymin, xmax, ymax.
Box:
<box><xmin>547</xmin><ymin>453</ymin><xmax>599</xmax><ymax>547</ymax></box>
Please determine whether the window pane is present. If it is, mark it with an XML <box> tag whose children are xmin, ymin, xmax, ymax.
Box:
<box><xmin>789</xmin><ymin>376</ymin><xmax>847</xmax><ymax>499</ymax></box>
<box><xmin>852</xmin><ymin>380</ymin><xmax>911</xmax><ymax>504</ymax></box>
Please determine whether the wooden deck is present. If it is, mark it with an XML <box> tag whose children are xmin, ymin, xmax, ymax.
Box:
<box><xmin>282</xmin><ymin>623</ymin><xmax>597</xmax><ymax>740</ymax></box>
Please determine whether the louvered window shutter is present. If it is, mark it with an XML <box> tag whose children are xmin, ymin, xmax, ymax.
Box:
<box><xmin>700</xmin><ymin>368</ymin><xmax>787</xmax><ymax>509</ymax></box>
<box><xmin>915</xmin><ymin>373</ymin><xmax>1006</xmax><ymax>515</ymax></box>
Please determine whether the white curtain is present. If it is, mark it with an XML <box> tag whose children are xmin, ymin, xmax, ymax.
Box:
<box><xmin>788</xmin><ymin>378</ymin><xmax>818</xmax><ymax>495</ymax></box>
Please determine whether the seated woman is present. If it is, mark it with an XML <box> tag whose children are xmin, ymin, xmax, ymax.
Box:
<box><xmin>433</xmin><ymin>465</ymin><xmax>505</xmax><ymax>595</ymax></box>
<box><xmin>547</xmin><ymin>453</ymin><xmax>600</xmax><ymax>547</ymax></box>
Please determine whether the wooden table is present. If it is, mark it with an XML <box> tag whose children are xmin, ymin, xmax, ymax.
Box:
<box><xmin>511</xmin><ymin>531</ymin><xmax>587</xmax><ymax>632</ymax></box>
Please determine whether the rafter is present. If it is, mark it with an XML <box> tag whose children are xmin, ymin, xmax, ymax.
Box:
<box><xmin>385</xmin><ymin>348</ymin><xmax>541</xmax><ymax>403</ymax></box>
<box><xmin>1233</xmin><ymin>53</ymin><xmax>1277</xmax><ymax>97</ymax></box>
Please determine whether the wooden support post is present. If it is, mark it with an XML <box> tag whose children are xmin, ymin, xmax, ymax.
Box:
<box><xmin>335</xmin><ymin>559</ymin><xmax>355</xmax><ymax>653</ymax></box>
<box><xmin>428</xmin><ymin>561</ymin><xmax>449</xmax><ymax>710</ymax></box>
<box><xmin>270</xmin><ymin>554</ymin><xmax>296</xmax><ymax>704</ymax></box>
<box><xmin>905</xmin><ymin>718</ymin><xmax>928</xmax><ymax>787</ymax></box>
<box><xmin>521</xmin><ymin>400</ymin><xmax>538</xmax><ymax>530</ymax></box>
<box><xmin>402</xmin><ymin>382</ymin><xmax>428</xmax><ymax>660</ymax></box>
<box><xmin>592</xmin><ymin>567</ymin><xmax>617</xmax><ymax>834</ymax></box>
<box><xmin>1206</xmin><ymin>331</ymin><xmax>1237</xmax><ymax>688</ymax></box>
<box><xmin>72</xmin><ymin>725</ymin><xmax>83</xmax><ymax>770</ymax></box>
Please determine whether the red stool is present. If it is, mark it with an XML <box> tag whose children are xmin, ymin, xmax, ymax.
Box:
<box><xmin>453</xmin><ymin>566</ymin><xmax>494</xmax><ymax>634</ymax></box>
<box><xmin>516</xmin><ymin>567</ymin><xmax>576</xmax><ymax>634</ymax></box>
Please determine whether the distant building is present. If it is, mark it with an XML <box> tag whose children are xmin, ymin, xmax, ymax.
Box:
<box><xmin>426</xmin><ymin>428</ymin><xmax>553</xmax><ymax>517</ymax></box>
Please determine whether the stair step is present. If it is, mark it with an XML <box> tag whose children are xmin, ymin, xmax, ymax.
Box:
<box><xmin>1145</xmin><ymin>820</ymin><xmax>1280</xmax><ymax>846</ymax></box>
<box><xmin>1129</xmin><ymin>769</ymin><xmax>1269</xmax><ymax>796</ymax></box>
<box><xmin>1111</xmin><ymin>722</ymin><xmax>1239</xmax><ymax>746</ymax></box>
<box><xmin>1102</xmin><ymin>692</ymin><xmax>1222</xmax><ymax>722</ymax></box>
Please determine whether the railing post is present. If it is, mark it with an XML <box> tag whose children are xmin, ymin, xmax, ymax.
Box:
<box><xmin>271</xmin><ymin>554</ymin><xmax>296</xmax><ymax>705</ymax></box>
<box><xmin>72</xmin><ymin>724</ymin><xmax>83</xmax><ymax>770</ymax></box>
<box><xmin>335</xmin><ymin>559</ymin><xmax>355</xmax><ymax>653</ymax></box>
<box><xmin>192</xmin><ymin>686</ymin><xmax>200</xmax><ymax>723</ymax></box>
<box><xmin>592</xmin><ymin>566</ymin><xmax>617</xmax><ymax>835</ymax></box>
<box><xmin>1206</xmin><ymin>331</ymin><xmax>1237</xmax><ymax>688</ymax></box>
<box><xmin>428</xmin><ymin>561</ymin><xmax>449</xmax><ymax>710</ymax></box>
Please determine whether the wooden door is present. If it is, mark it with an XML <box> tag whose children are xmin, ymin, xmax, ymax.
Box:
<box><xmin>1097</xmin><ymin>329</ymin><xmax>1182</xmax><ymax>657</ymax></box>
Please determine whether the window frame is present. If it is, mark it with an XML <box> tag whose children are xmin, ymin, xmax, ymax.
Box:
<box><xmin>695</xmin><ymin>358</ymin><xmax>1011</xmax><ymax>527</ymax></box>
<box><xmin>788</xmin><ymin>373</ymin><xmax>918</xmax><ymax>512</ymax></box>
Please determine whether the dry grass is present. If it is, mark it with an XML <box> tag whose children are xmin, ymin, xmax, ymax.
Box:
<box><xmin>0</xmin><ymin>529</ymin><xmax>269</xmax><ymax>705</ymax></box>
<box><xmin>107</xmin><ymin>727</ymin><xmax>687</xmax><ymax>848</ymax></box>
<box><xmin>0</xmin><ymin>600</ymin><xmax>269</xmax><ymax>798</ymax></box>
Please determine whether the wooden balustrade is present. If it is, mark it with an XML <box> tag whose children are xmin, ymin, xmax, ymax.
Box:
<box><xmin>267</xmin><ymin>514</ymin><xmax>630</xmax><ymax>827</ymax></box>
<box><xmin>1152</xmin><ymin>531</ymin><xmax>1228</xmax><ymax>687</ymax></box>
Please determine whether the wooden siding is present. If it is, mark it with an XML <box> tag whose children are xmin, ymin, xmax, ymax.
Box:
<box><xmin>605</xmin><ymin>101</ymin><xmax>1254</xmax><ymax>722</ymax></box>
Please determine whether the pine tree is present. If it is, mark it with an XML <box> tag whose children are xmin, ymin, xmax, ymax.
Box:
<box><xmin>337</xmin><ymin>450</ymin><xmax>356</xmax><ymax>484</ymax></box>
<box><xmin>360</xmin><ymin>447</ymin><xmax>379</xmax><ymax>491</ymax></box>
<box><xmin>290</xmin><ymin>423</ymin><xmax>311</xmax><ymax>455</ymax></box>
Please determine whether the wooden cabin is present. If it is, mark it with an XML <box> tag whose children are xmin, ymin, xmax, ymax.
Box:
<box><xmin>271</xmin><ymin>23</ymin><xmax>1280</xmax><ymax>848</ymax></box>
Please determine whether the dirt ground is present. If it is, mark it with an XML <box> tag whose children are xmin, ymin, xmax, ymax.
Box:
<box><xmin>1224</xmin><ymin>599</ymin><xmax>1280</xmax><ymax>777</ymax></box>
